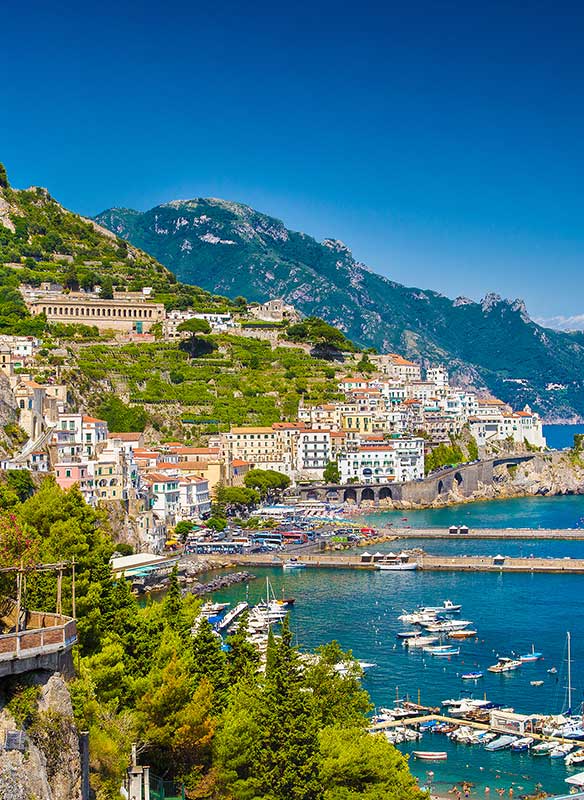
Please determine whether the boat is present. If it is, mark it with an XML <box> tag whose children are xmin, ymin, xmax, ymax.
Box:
<box><xmin>378</xmin><ymin>554</ymin><xmax>418</xmax><ymax>571</ymax></box>
<box><xmin>461</xmin><ymin>671</ymin><xmax>484</xmax><ymax>680</ymax></box>
<box><xmin>532</xmin><ymin>741</ymin><xmax>556</xmax><ymax>755</ymax></box>
<box><xmin>419</xmin><ymin>600</ymin><xmax>462</xmax><ymax>614</ymax></box>
<box><xmin>424</xmin><ymin>645</ymin><xmax>460</xmax><ymax>657</ymax></box>
<box><xmin>449</xmin><ymin>629</ymin><xmax>478</xmax><ymax>639</ymax></box>
<box><xmin>396</xmin><ymin>630</ymin><xmax>422</xmax><ymax>639</ymax></box>
<box><xmin>519</xmin><ymin>644</ymin><xmax>543</xmax><ymax>662</ymax></box>
<box><xmin>200</xmin><ymin>601</ymin><xmax>230</xmax><ymax>617</ymax></box>
<box><xmin>404</xmin><ymin>635</ymin><xmax>439</xmax><ymax>648</ymax></box>
<box><xmin>511</xmin><ymin>737</ymin><xmax>534</xmax><ymax>751</ymax></box>
<box><xmin>484</xmin><ymin>735</ymin><xmax>517</xmax><ymax>751</ymax></box>
<box><xmin>565</xmin><ymin>749</ymin><xmax>584</xmax><ymax>766</ymax></box>
<box><xmin>282</xmin><ymin>558</ymin><xmax>306</xmax><ymax>570</ymax></box>
<box><xmin>565</xmin><ymin>772</ymin><xmax>584</xmax><ymax>789</ymax></box>
<box><xmin>413</xmin><ymin>751</ymin><xmax>447</xmax><ymax>761</ymax></box>
<box><xmin>488</xmin><ymin>657</ymin><xmax>522</xmax><ymax>673</ymax></box>
<box><xmin>530</xmin><ymin>680</ymin><xmax>544</xmax><ymax>686</ymax></box>
<box><xmin>548</xmin><ymin>666</ymin><xmax>558</xmax><ymax>674</ymax></box>
<box><xmin>398</xmin><ymin>610</ymin><xmax>438</xmax><ymax>625</ymax></box>
<box><xmin>424</xmin><ymin>619</ymin><xmax>474</xmax><ymax>632</ymax></box>
<box><xmin>550</xmin><ymin>743</ymin><xmax>575</xmax><ymax>758</ymax></box>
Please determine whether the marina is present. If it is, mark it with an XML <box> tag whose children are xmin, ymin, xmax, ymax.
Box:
<box><xmin>200</xmin><ymin>553</ymin><xmax>584</xmax><ymax>797</ymax></box>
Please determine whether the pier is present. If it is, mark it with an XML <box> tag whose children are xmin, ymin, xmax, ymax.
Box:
<box><xmin>207</xmin><ymin>551</ymin><xmax>584</xmax><ymax>573</ymax></box>
<box><xmin>382</xmin><ymin>527</ymin><xmax>584</xmax><ymax>540</ymax></box>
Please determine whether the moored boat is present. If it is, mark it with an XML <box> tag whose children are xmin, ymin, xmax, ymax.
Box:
<box><xmin>413</xmin><ymin>751</ymin><xmax>447</xmax><ymax>761</ymax></box>
<box><xmin>378</xmin><ymin>553</ymin><xmax>418</xmax><ymax>571</ymax></box>
<box><xmin>461</xmin><ymin>671</ymin><xmax>484</xmax><ymax>680</ymax></box>
<box><xmin>282</xmin><ymin>558</ymin><xmax>306</xmax><ymax>570</ymax></box>
<box><xmin>485</xmin><ymin>735</ymin><xmax>517</xmax><ymax>751</ymax></box>
<box><xmin>424</xmin><ymin>645</ymin><xmax>460</xmax><ymax>657</ymax></box>
<box><xmin>519</xmin><ymin>644</ymin><xmax>543</xmax><ymax>662</ymax></box>
<box><xmin>449</xmin><ymin>629</ymin><xmax>478</xmax><ymax>639</ymax></box>
<box><xmin>488</xmin><ymin>656</ymin><xmax>522</xmax><ymax>673</ymax></box>
<box><xmin>511</xmin><ymin>737</ymin><xmax>534</xmax><ymax>751</ymax></box>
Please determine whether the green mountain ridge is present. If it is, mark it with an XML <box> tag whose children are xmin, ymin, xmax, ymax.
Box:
<box><xmin>96</xmin><ymin>198</ymin><xmax>584</xmax><ymax>421</ymax></box>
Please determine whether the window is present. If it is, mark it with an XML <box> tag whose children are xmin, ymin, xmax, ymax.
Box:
<box><xmin>66</xmin><ymin>469</ymin><xmax>71</xmax><ymax>478</ymax></box>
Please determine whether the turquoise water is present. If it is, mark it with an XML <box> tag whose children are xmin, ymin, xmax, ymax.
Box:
<box><xmin>362</xmin><ymin>495</ymin><xmax>584</xmax><ymax>531</ymax></box>
<box><xmin>210</xmin><ymin>563</ymin><xmax>584</xmax><ymax>798</ymax></box>
<box><xmin>544</xmin><ymin>425</ymin><xmax>584</xmax><ymax>451</ymax></box>
<box><xmin>365</xmin><ymin>537</ymin><xmax>584</xmax><ymax>559</ymax></box>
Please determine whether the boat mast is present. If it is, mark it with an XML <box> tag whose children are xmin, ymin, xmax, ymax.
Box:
<box><xmin>567</xmin><ymin>631</ymin><xmax>572</xmax><ymax>715</ymax></box>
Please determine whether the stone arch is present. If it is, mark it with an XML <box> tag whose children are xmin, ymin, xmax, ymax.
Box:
<box><xmin>454</xmin><ymin>471</ymin><xmax>463</xmax><ymax>487</ymax></box>
<box><xmin>306</xmin><ymin>489</ymin><xmax>318</xmax><ymax>501</ymax></box>
<box><xmin>379</xmin><ymin>486</ymin><xmax>393</xmax><ymax>501</ymax></box>
<box><xmin>343</xmin><ymin>487</ymin><xmax>357</xmax><ymax>504</ymax></box>
<box><xmin>438</xmin><ymin>479</ymin><xmax>445</xmax><ymax>494</ymax></box>
<box><xmin>361</xmin><ymin>487</ymin><xmax>375</xmax><ymax>503</ymax></box>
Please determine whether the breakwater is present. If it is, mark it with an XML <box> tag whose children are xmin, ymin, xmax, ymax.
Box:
<box><xmin>209</xmin><ymin>551</ymin><xmax>584</xmax><ymax>573</ymax></box>
<box><xmin>383</xmin><ymin>527</ymin><xmax>584</xmax><ymax>540</ymax></box>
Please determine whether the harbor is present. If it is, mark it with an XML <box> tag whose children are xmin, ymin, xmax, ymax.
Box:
<box><xmin>199</xmin><ymin>553</ymin><xmax>584</xmax><ymax>798</ymax></box>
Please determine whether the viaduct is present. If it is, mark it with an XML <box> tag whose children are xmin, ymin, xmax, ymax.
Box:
<box><xmin>298</xmin><ymin>455</ymin><xmax>536</xmax><ymax>507</ymax></box>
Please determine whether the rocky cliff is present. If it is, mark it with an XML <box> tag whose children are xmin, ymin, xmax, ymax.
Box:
<box><xmin>0</xmin><ymin>673</ymin><xmax>82</xmax><ymax>800</ymax></box>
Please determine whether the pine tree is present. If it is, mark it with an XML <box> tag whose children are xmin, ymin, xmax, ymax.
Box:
<box><xmin>226</xmin><ymin>609</ymin><xmax>260</xmax><ymax>681</ymax></box>
<box><xmin>163</xmin><ymin>565</ymin><xmax>182</xmax><ymax>629</ymax></box>
<box><xmin>260</xmin><ymin>617</ymin><xmax>323</xmax><ymax>800</ymax></box>
<box><xmin>191</xmin><ymin>618</ymin><xmax>228</xmax><ymax>709</ymax></box>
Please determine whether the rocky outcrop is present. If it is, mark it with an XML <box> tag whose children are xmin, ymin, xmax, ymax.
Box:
<box><xmin>0</xmin><ymin>673</ymin><xmax>82</xmax><ymax>800</ymax></box>
<box><xmin>422</xmin><ymin>453</ymin><xmax>584</xmax><ymax>508</ymax></box>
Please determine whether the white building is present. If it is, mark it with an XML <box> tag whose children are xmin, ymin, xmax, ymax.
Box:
<box><xmin>338</xmin><ymin>437</ymin><xmax>424</xmax><ymax>485</ymax></box>
<box><xmin>295</xmin><ymin>430</ymin><xmax>331</xmax><ymax>480</ymax></box>
<box><xmin>178</xmin><ymin>476</ymin><xmax>212</xmax><ymax>519</ymax></box>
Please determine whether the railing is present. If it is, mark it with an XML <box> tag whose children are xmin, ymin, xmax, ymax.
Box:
<box><xmin>0</xmin><ymin>617</ymin><xmax>77</xmax><ymax>661</ymax></box>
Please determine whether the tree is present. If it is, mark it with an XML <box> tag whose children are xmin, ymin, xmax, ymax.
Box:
<box><xmin>191</xmin><ymin>618</ymin><xmax>229</xmax><ymax>710</ymax></box>
<box><xmin>215</xmin><ymin>485</ymin><xmax>260</xmax><ymax>511</ymax></box>
<box><xmin>177</xmin><ymin>317</ymin><xmax>214</xmax><ymax>357</ymax></box>
<box><xmin>99</xmin><ymin>277</ymin><xmax>114</xmax><ymax>299</ymax></box>
<box><xmin>225</xmin><ymin>610</ymin><xmax>260</xmax><ymax>680</ymax></box>
<box><xmin>319</xmin><ymin>727</ymin><xmax>422</xmax><ymax>800</ymax></box>
<box><xmin>244</xmin><ymin>469</ymin><xmax>291</xmax><ymax>499</ymax></box>
<box><xmin>177</xmin><ymin>317</ymin><xmax>212</xmax><ymax>336</ymax></box>
<box><xmin>323</xmin><ymin>461</ymin><xmax>341</xmax><ymax>484</ymax></box>
<box><xmin>0</xmin><ymin>163</ymin><xmax>8</xmax><ymax>189</ymax></box>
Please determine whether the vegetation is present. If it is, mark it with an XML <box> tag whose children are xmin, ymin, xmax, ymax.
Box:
<box><xmin>0</xmin><ymin>480</ymin><xmax>423</xmax><ymax>800</ymax></box>
<box><xmin>323</xmin><ymin>460</ymin><xmax>341</xmax><ymax>483</ymax></box>
<box><xmin>243</xmin><ymin>468</ymin><xmax>291</xmax><ymax>498</ymax></box>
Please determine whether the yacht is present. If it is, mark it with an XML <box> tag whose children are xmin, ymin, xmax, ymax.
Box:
<box><xmin>488</xmin><ymin>656</ymin><xmax>522</xmax><ymax>673</ymax></box>
<box><xmin>282</xmin><ymin>557</ymin><xmax>306</xmax><ymax>570</ymax></box>
<box><xmin>424</xmin><ymin>619</ymin><xmax>473</xmax><ymax>632</ymax></box>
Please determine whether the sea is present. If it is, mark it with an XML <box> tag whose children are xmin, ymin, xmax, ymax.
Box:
<box><xmin>543</xmin><ymin>424</ymin><xmax>584</xmax><ymax>451</ymax></box>
<box><xmin>206</xmin><ymin>494</ymin><xmax>584</xmax><ymax>799</ymax></box>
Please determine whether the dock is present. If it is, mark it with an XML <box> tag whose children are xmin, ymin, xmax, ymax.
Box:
<box><xmin>206</xmin><ymin>552</ymin><xmax>584</xmax><ymax>574</ymax></box>
<box><xmin>381</xmin><ymin>527</ymin><xmax>584</xmax><ymax>540</ymax></box>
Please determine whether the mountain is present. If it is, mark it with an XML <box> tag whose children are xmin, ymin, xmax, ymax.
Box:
<box><xmin>95</xmin><ymin>199</ymin><xmax>584</xmax><ymax>421</ymax></box>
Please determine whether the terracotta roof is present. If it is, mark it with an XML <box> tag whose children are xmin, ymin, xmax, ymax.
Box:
<box><xmin>83</xmin><ymin>415</ymin><xmax>107</xmax><ymax>424</ymax></box>
<box><xmin>230</xmin><ymin>426</ymin><xmax>274</xmax><ymax>434</ymax></box>
<box><xmin>108</xmin><ymin>432</ymin><xmax>142</xmax><ymax>441</ymax></box>
<box><xmin>172</xmin><ymin>447</ymin><xmax>220</xmax><ymax>455</ymax></box>
<box><xmin>232</xmin><ymin>459</ymin><xmax>252</xmax><ymax>467</ymax></box>
<box><xmin>143</xmin><ymin>473</ymin><xmax>178</xmax><ymax>483</ymax></box>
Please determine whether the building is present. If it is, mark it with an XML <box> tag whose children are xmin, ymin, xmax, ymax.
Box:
<box><xmin>178</xmin><ymin>476</ymin><xmax>212</xmax><ymax>519</ymax></box>
<box><xmin>222</xmin><ymin>426</ymin><xmax>293</xmax><ymax>476</ymax></box>
<box><xmin>247</xmin><ymin>298</ymin><xmax>300</xmax><ymax>323</ymax></box>
<box><xmin>295</xmin><ymin>430</ymin><xmax>331</xmax><ymax>480</ymax></box>
<box><xmin>22</xmin><ymin>287</ymin><xmax>166</xmax><ymax>333</ymax></box>
<box><xmin>338</xmin><ymin>437</ymin><xmax>424</xmax><ymax>485</ymax></box>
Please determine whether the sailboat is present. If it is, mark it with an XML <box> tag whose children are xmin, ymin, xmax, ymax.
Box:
<box><xmin>519</xmin><ymin>644</ymin><xmax>543</xmax><ymax>662</ymax></box>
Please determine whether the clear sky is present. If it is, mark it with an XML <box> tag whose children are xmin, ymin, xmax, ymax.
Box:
<box><xmin>2</xmin><ymin>0</ymin><xmax>583</xmax><ymax>324</ymax></box>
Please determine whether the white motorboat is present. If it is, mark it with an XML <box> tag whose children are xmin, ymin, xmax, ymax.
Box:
<box><xmin>485</xmin><ymin>735</ymin><xmax>517</xmax><ymax>751</ymax></box>
<box><xmin>565</xmin><ymin>749</ymin><xmax>584</xmax><ymax>766</ymax></box>
<box><xmin>424</xmin><ymin>619</ymin><xmax>473</xmax><ymax>632</ymax></box>
<box><xmin>532</xmin><ymin>741</ymin><xmax>556</xmax><ymax>755</ymax></box>
<box><xmin>378</xmin><ymin>554</ymin><xmax>418</xmax><ymax>571</ymax></box>
<box><xmin>398</xmin><ymin>610</ymin><xmax>437</xmax><ymax>625</ymax></box>
<box><xmin>419</xmin><ymin>600</ymin><xmax>461</xmax><ymax>614</ymax></box>
<box><xmin>424</xmin><ymin>645</ymin><xmax>460</xmax><ymax>657</ymax></box>
<box><xmin>282</xmin><ymin>558</ymin><xmax>306</xmax><ymax>570</ymax></box>
<box><xmin>405</xmin><ymin>635</ymin><xmax>439</xmax><ymax>648</ymax></box>
<box><xmin>488</xmin><ymin>656</ymin><xmax>522</xmax><ymax>673</ymax></box>
<box><xmin>550</xmin><ymin>743</ymin><xmax>575</xmax><ymax>759</ymax></box>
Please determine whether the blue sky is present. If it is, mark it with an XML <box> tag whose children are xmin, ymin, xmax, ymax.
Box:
<box><xmin>2</xmin><ymin>0</ymin><xmax>584</xmax><ymax>323</ymax></box>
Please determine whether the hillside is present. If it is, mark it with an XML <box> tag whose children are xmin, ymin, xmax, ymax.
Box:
<box><xmin>96</xmin><ymin>199</ymin><xmax>584</xmax><ymax>421</ymax></box>
<box><xmin>0</xmin><ymin>167</ymin><xmax>234</xmax><ymax>340</ymax></box>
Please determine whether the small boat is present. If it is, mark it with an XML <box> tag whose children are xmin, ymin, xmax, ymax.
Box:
<box><xmin>530</xmin><ymin>680</ymin><xmax>544</xmax><ymax>687</ymax></box>
<box><xmin>488</xmin><ymin>657</ymin><xmax>522</xmax><ymax>673</ymax></box>
<box><xmin>565</xmin><ymin>749</ymin><xmax>584</xmax><ymax>766</ymax></box>
<box><xmin>424</xmin><ymin>645</ymin><xmax>460</xmax><ymax>657</ymax></box>
<box><xmin>461</xmin><ymin>671</ymin><xmax>484</xmax><ymax>680</ymax></box>
<box><xmin>449</xmin><ymin>629</ymin><xmax>478</xmax><ymax>640</ymax></box>
<box><xmin>405</xmin><ymin>635</ymin><xmax>439</xmax><ymax>648</ymax></box>
<box><xmin>396</xmin><ymin>630</ymin><xmax>422</xmax><ymax>639</ymax></box>
<box><xmin>511</xmin><ymin>737</ymin><xmax>534</xmax><ymax>752</ymax></box>
<box><xmin>424</xmin><ymin>619</ymin><xmax>474</xmax><ymax>632</ymax></box>
<box><xmin>532</xmin><ymin>741</ymin><xmax>556</xmax><ymax>755</ymax></box>
<box><xmin>550</xmin><ymin>743</ymin><xmax>575</xmax><ymax>759</ymax></box>
<box><xmin>547</xmin><ymin>666</ymin><xmax>558</xmax><ymax>674</ymax></box>
<box><xmin>519</xmin><ymin>644</ymin><xmax>543</xmax><ymax>662</ymax></box>
<box><xmin>419</xmin><ymin>600</ymin><xmax>462</xmax><ymax>614</ymax></box>
<box><xmin>485</xmin><ymin>735</ymin><xmax>517</xmax><ymax>751</ymax></box>
<box><xmin>413</xmin><ymin>751</ymin><xmax>447</xmax><ymax>761</ymax></box>
<box><xmin>282</xmin><ymin>558</ymin><xmax>306</xmax><ymax>570</ymax></box>
<box><xmin>378</xmin><ymin>554</ymin><xmax>418</xmax><ymax>571</ymax></box>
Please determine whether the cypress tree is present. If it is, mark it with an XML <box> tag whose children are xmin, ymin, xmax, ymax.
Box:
<box><xmin>191</xmin><ymin>618</ymin><xmax>228</xmax><ymax>709</ymax></box>
<box><xmin>163</xmin><ymin>565</ymin><xmax>182</xmax><ymax>628</ymax></box>
<box><xmin>225</xmin><ymin>609</ymin><xmax>260</xmax><ymax>680</ymax></box>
